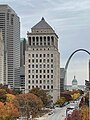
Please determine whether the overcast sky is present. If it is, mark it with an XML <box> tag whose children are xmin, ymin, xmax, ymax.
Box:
<box><xmin>0</xmin><ymin>0</ymin><xmax>90</xmax><ymax>85</ymax></box>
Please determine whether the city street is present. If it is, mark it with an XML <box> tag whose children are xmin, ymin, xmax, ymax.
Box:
<box><xmin>35</xmin><ymin>107</ymin><xmax>66</xmax><ymax>120</ymax></box>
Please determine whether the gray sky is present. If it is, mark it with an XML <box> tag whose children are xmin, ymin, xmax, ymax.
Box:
<box><xmin>0</xmin><ymin>0</ymin><xmax>90</xmax><ymax>85</ymax></box>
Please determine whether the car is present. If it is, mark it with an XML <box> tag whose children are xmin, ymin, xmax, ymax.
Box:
<box><xmin>48</xmin><ymin>111</ymin><xmax>53</xmax><ymax>115</ymax></box>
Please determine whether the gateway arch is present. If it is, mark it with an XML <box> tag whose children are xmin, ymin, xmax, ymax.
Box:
<box><xmin>64</xmin><ymin>48</ymin><xmax>90</xmax><ymax>90</ymax></box>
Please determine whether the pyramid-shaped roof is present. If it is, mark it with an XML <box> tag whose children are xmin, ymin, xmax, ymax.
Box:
<box><xmin>32</xmin><ymin>17</ymin><xmax>54</xmax><ymax>30</ymax></box>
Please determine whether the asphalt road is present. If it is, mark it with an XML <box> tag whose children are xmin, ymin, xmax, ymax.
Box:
<box><xmin>36</xmin><ymin>107</ymin><xmax>66</xmax><ymax>120</ymax></box>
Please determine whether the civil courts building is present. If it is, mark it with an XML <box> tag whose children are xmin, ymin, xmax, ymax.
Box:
<box><xmin>25</xmin><ymin>18</ymin><xmax>60</xmax><ymax>102</ymax></box>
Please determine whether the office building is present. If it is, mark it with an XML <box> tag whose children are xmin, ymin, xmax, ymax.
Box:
<box><xmin>0</xmin><ymin>30</ymin><xmax>4</xmax><ymax>84</ymax></box>
<box><xmin>0</xmin><ymin>5</ymin><xmax>20</xmax><ymax>88</ymax></box>
<box><xmin>25</xmin><ymin>17</ymin><xmax>60</xmax><ymax>102</ymax></box>
<box><xmin>60</xmin><ymin>68</ymin><xmax>65</xmax><ymax>92</ymax></box>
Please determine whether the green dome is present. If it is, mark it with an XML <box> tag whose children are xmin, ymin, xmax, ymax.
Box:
<box><xmin>72</xmin><ymin>76</ymin><xmax>78</xmax><ymax>83</ymax></box>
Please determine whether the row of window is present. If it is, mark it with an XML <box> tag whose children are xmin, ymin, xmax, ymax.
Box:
<box><xmin>28</xmin><ymin>54</ymin><xmax>53</xmax><ymax>58</ymax></box>
<box><xmin>28</xmin><ymin>85</ymin><xmax>53</xmax><ymax>89</ymax></box>
<box><xmin>28</xmin><ymin>69</ymin><xmax>53</xmax><ymax>73</ymax></box>
<box><xmin>28</xmin><ymin>64</ymin><xmax>53</xmax><ymax>68</ymax></box>
<box><xmin>28</xmin><ymin>59</ymin><xmax>53</xmax><ymax>63</ymax></box>
<box><xmin>28</xmin><ymin>75</ymin><xmax>53</xmax><ymax>79</ymax></box>
<box><xmin>29</xmin><ymin>36</ymin><xmax>54</xmax><ymax>46</ymax></box>
<box><xmin>28</xmin><ymin>79</ymin><xmax>53</xmax><ymax>84</ymax></box>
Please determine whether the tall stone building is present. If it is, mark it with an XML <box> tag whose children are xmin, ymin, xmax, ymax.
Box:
<box><xmin>25</xmin><ymin>17</ymin><xmax>60</xmax><ymax>102</ymax></box>
<box><xmin>0</xmin><ymin>30</ymin><xmax>4</xmax><ymax>84</ymax></box>
<box><xmin>0</xmin><ymin>5</ymin><xmax>20</xmax><ymax>88</ymax></box>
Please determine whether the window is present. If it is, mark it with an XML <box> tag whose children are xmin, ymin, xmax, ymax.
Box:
<box><xmin>40</xmin><ymin>70</ymin><xmax>42</xmax><ymax>73</ymax></box>
<box><xmin>36</xmin><ymin>64</ymin><xmax>38</xmax><ymax>68</ymax></box>
<box><xmin>47</xmin><ymin>70</ymin><xmax>49</xmax><ymax>73</ymax></box>
<box><xmin>47</xmin><ymin>64</ymin><xmax>49</xmax><ymax>68</ymax></box>
<box><xmin>28</xmin><ymin>59</ymin><xmax>30</xmax><ymax>63</ymax></box>
<box><xmin>40</xmin><ymin>80</ymin><xmax>42</xmax><ymax>84</ymax></box>
<box><xmin>28</xmin><ymin>86</ymin><xmax>30</xmax><ymax>89</ymax></box>
<box><xmin>36</xmin><ymin>75</ymin><xmax>38</xmax><ymax>78</ymax></box>
<box><xmin>43</xmin><ymin>85</ymin><xmax>46</xmax><ymax>89</ymax></box>
<box><xmin>43</xmin><ymin>59</ymin><xmax>45</xmax><ymax>62</ymax></box>
<box><xmin>40</xmin><ymin>75</ymin><xmax>42</xmax><ymax>78</ymax></box>
<box><xmin>43</xmin><ymin>54</ymin><xmax>45</xmax><ymax>57</ymax></box>
<box><xmin>47</xmin><ymin>54</ymin><xmax>49</xmax><ymax>57</ymax></box>
<box><xmin>36</xmin><ymin>37</ymin><xmax>39</xmax><ymax>45</ymax></box>
<box><xmin>51</xmin><ymin>59</ymin><xmax>53</xmax><ymax>62</ymax></box>
<box><xmin>51</xmin><ymin>54</ymin><xmax>53</xmax><ymax>57</ymax></box>
<box><xmin>32</xmin><ymin>75</ymin><xmax>34</xmax><ymax>78</ymax></box>
<box><xmin>28</xmin><ymin>75</ymin><xmax>30</xmax><ymax>78</ymax></box>
<box><xmin>51</xmin><ymin>70</ymin><xmax>53</xmax><ymax>73</ymax></box>
<box><xmin>32</xmin><ymin>54</ymin><xmax>34</xmax><ymax>57</ymax></box>
<box><xmin>36</xmin><ymin>54</ymin><xmax>38</xmax><ymax>57</ymax></box>
<box><xmin>51</xmin><ymin>85</ymin><xmax>53</xmax><ymax>89</ymax></box>
<box><xmin>32</xmin><ymin>86</ymin><xmax>34</xmax><ymax>88</ymax></box>
<box><xmin>32</xmin><ymin>59</ymin><xmax>34</xmax><ymax>63</ymax></box>
<box><xmin>32</xmin><ymin>80</ymin><xmax>34</xmax><ymax>84</ymax></box>
<box><xmin>47</xmin><ymin>59</ymin><xmax>49</xmax><ymax>62</ymax></box>
<box><xmin>43</xmin><ymin>70</ymin><xmax>45</xmax><ymax>73</ymax></box>
<box><xmin>40</xmin><ymin>64</ymin><xmax>42</xmax><ymax>68</ymax></box>
<box><xmin>40</xmin><ymin>54</ymin><xmax>42</xmax><ymax>57</ymax></box>
<box><xmin>47</xmin><ymin>75</ymin><xmax>49</xmax><ymax>78</ymax></box>
<box><xmin>40</xmin><ymin>59</ymin><xmax>42</xmax><ymax>62</ymax></box>
<box><xmin>32</xmin><ymin>64</ymin><xmax>34</xmax><ymax>68</ymax></box>
<box><xmin>40</xmin><ymin>85</ymin><xmax>42</xmax><ymax>88</ymax></box>
<box><xmin>47</xmin><ymin>80</ymin><xmax>49</xmax><ymax>84</ymax></box>
<box><xmin>51</xmin><ymin>75</ymin><xmax>53</xmax><ymax>78</ymax></box>
<box><xmin>51</xmin><ymin>80</ymin><xmax>53</xmax><ymax>84</ymax></box>
<box><xmin>51</xmin><ymin>64</ymin><xmax>53</xmax><ymax>68</ymax></box>
<box><xmin>36</xmin><ymin>59</ymin><xmax>38</xmax><ymax>63</ymax></box>
<box><xmin>28</xmin><ymin>65</ymin><xmax>30</xmax><ymax>68</ymax></box>
<box><xmin>47</xmin><ymin>36</ymin><xmax>50</xmax><ymax>45</ymax></box>
<box><xmin>36</xmin><ymin>70</ymin><xmax>38</xmax><ymax>73</ymax></box>
<box><xmin>43</xmin><ymin>80</ymin><xmax>46</xmax><ymax>83</ymax></box>
<box><xmin>28</xmin><ymin>70</ymin><xmax>30</xmax><ymax>73</ymax></box>
<box><xmin>32</xmin><ymin>70</ymin><xmax>34</xmax><ymax>73</ymax></box>
<box><xmin>36</xmin><ymin>80</ymin><xmax>38</xmax><ymax>83</ymax></box>
<box><xmin>40</xmin><ymin>36</ymin><xmax>42</xmax><ymax>45</ymax></box>
<box><xmin>43</xmin><ymin>64</ymin><xmax>46</xmax><ymax>68</ymax></box>
<box><xmin>47</xmin><ymin>85</ymin><xmax>49</xmax><ymax>89</ymax></box>
<box><xmin>43</xmin><ymin>75</ymin><xmax>45</xmax><ymax>78</ymax></box>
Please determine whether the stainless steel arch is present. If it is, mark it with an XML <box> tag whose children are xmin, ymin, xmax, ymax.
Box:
<box><xmin>64</xmin><ymin>48</ymin><xmax>90</xmax><ymax>90</ymax></box>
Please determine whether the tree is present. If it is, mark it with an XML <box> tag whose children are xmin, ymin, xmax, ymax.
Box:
<box><xmin>55</xmin><ymin>97</ymin><xmax>65</xmax><ymax>105</ymax></box>
<box><xmin>14</xmin><ymin>93</ymin><xmax>43</xmax><ymax>119</ymax></box>
<box><xmin>0</xmin><ymin>102</ymin><xmax>19</xmax><ymax>120</ymax></box>
<box><xmin>30</xmin><ymin>88</ymin><xmax>49</xmax><ymax>106</ymax></box>
<box><xmin>6</xmin><ymin>93</ymin><xmax>16</xmax><ymax>103</ymax></box>
<box><xmin>0</xmin><ymin>89</ymin><xmax>7</xmax><ymax>102</ymax></box>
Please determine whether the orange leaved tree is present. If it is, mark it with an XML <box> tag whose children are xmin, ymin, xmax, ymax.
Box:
<box><xmin>0</xmin><ymin>102</ymin><xmax>19</xmax><ymax>120</ymax></box>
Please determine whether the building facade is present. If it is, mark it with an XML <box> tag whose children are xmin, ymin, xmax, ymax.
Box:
<box><xmin>0</xmin><ymin>30</ymin><xmax>4</xmax><ymax>84</ymax></box>
<box><xmin>0</xmin><ymin>5</ymin><xmax>20</xmax><ymax>88</ymax></box>
<box><xmin>25</xmin><ymin>17</ymin><xmax>60</xmax><ymax>102</ymax></box>
<box><xmin>60</xmin><ymin>68</ymin><xmax>65</xmax><ymax>92</ymax></box>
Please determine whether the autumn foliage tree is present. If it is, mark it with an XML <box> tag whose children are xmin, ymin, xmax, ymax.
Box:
<box><xmin>14</xmin><ymin>93</ymin><xmax>43</xmax><ymax>118</ymax></box>
<box><xmin>0</xmin><ymin>102</ymin><xmax>19</xmax><ymax>120</ymax></box>
<box><xmin>80</xmin><ymin>105</ymin><xmax>89</xmax><ymax>120</ymax></box>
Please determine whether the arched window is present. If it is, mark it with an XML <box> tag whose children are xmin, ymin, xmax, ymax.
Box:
<box><xmin>36</xmin><ymin>36</ymin><xmax>39</xmax><ymax>45</ymax></box>
<box><xmin>28</xmin><ymin>37</ymin><xmax>31</xmax><ymax>45</ymax></box>
<box><xmin>51</xmin><ymin>36</ymin><xmax>54</xmax><ymax>45</ymax></box>
<box><xmin>47</xmin><ymin>36</ymin><xmax>50</xmax><ymax>45</ymax></box>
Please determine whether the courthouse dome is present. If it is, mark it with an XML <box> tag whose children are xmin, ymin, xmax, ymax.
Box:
<box><xmin>72</xmin><ymin>76</ymin><xmax>78</xmax><ymax>85</ymax></box>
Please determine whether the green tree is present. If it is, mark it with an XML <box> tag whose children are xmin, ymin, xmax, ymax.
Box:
<box><xmin>30</xmin><ymin>88</ymin><xmax>49</xmax><ymax>106</ymax></box>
